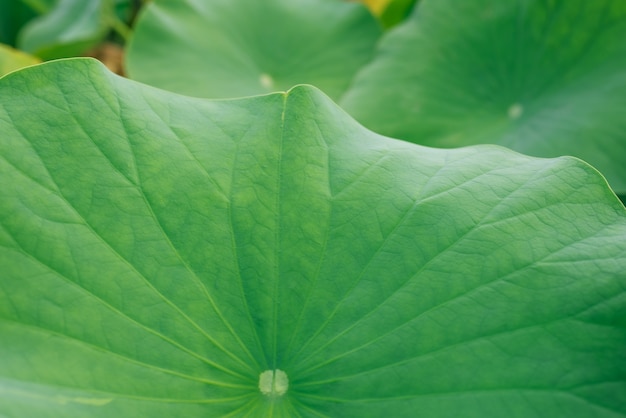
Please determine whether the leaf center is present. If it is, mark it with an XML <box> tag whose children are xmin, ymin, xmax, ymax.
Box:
<box><xmin>259</xmin><ymin>73</ymin><xmax>274</xmax><ymax>90</ymax></box>
<box><xmin>259</xmin><ymin>369</ymin><xmax>289</xmax><ymax>397</ymax></box>
<box><xmin>508</xmin><ymin>103</ymin><xmax>523</xmax><ymax>119</ymax></box>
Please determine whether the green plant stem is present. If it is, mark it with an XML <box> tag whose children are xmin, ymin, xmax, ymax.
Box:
<box><xmin>109</xmin><ymin>15</ymin><xmax>131</xmax><ymax>43</ymax></box>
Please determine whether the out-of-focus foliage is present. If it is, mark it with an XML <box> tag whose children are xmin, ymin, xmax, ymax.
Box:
<box><xmin>0</xmin><ymin>1</ymin><xmax>38</xmax><ymax>47</ymax></box>
<box><xmin>126</xmin><ymin>0</ymin><xmax>381</xmax><ymax>100</ymax></box>
<box><xmin>342</xmin><ymin>0</ymin><xmax>626</xmax><ymax>194</ymax></box>
<box><xmin>0</xmin><ymin>43</ymin><xmax>40</xmax><ymax>76</ymax></box>
<box><xmin>2</xmin><ymin>0</ymin><xmax>133</xmax><ymax>63</ymax></box>
<box><xmin>358</xmin><ymin>0</ymin><xmax>392</xmax><ymax>15</ymax></box>
<box><xmin>378</xmin><ymin>0</ymin><xmax>418</xmax><ymax>28</ymax></box>
<box><xmin>17</xmin><ymin>0</ymin><xmax>132</xmax><ymax>60</ymax></box>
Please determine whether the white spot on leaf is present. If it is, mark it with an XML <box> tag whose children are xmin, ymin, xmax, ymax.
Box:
<box><xmin>259</xmin><ymin>369</ymin><xmax>288</xmax><ymax>397</ymax></box>
<box><xmin>259</xmin><ymin>73</ymin><xmax>274</xmax><ymax>90</ymax></box>
<box><xmin>508</xmin><ymin>103</ymin><xmax>523</xmax><ymax>119</ymax></box>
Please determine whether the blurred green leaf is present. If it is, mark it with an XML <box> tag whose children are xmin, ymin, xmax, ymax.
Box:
<box><xmin>19</xmin><ymin>0</ymin><xmax>56</xmax><ymax>14</ymax></box>
<box><xmin>17</xmin><ymin>0</ymin><xmax>115</xmax><ymax>60</ymax></box>
<box><xmin>342</xmin><ymin>0</ymin><xmax>626</xmax><ymax>193</ymax></box>
<box><xmin>0</xmin><ymin>43</ymin><xmax>40</xmax><ymax>76</ymax></box>
<box><xmin>379</xmin><ymin>0</ymin><xmax>418</xmax><ymax>28</ymax></box>
<box><xmin>126</xmin><ymin>0</ymin><xmax>381</xmax><ymax>100</ymax></box>
<box><xmin>358</xmin><ymin>0</ymin><xmax>392</xmax><ymax>15</ymax></box>
<box><xmin>0</xmin><ymin>1</ymin><xmax>38</xmax><ymax>47</ymax></box>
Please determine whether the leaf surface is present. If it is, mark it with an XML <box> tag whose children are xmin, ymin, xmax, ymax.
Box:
<box><xmin>341</xmin><ymin>0</ymin><xmax>626</xmax><ymax>193</ymax></box>
<box><xmin>125</xmin><ymin>0</ymin><xmax>381</xmax><ymax>100</ymax></box>
<box><xmin>1</xmin><ymin>59</ymin><xmax>625</xmax><ymax>417</ymax></box>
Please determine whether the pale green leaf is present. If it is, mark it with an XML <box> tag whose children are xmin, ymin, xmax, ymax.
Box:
<box><xmin>125</xmin><ymin>0</ymin><xmax>381</xmax><ymax>100</ymax></box>
<box><xmin>342</xmin><ymin>0</ymin><xmax>626</xmax><ymax>193</ymax></box>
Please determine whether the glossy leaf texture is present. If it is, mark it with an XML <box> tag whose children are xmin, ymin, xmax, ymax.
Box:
<box><xmin>1</xmin><ymin>59</ymin><xmax>626</xmax><ymax>417</ymax></box>
<box><xmin>125</xmin><ymin>0</ymin><xmax>381</xmax><ymax>100</ymax></box>
<box><xmin>341</xmin><ymin>0</ymin><xmax>626</xmax><ymax>194</ymax></box>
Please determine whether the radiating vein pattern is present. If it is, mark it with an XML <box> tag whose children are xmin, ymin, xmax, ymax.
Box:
<box><xmin>1</xmin><ymin>59</ymin><xmax>625</xmax><ymax>417</ymax></box>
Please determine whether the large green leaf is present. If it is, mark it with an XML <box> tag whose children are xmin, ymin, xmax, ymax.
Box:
<box><xmin>1</xmin><ymin>59</ymin><xmax>626</xmax><ymax>417</ymax></box>
<box><xmin>125</xmin><ymin>0</ymin><xmax>381</xmax><ymax>100</ymax></box>
<box><xmin>341</xmin><ymin>0</ymin><xmax>626</xmax><ymax>194</ymax></box>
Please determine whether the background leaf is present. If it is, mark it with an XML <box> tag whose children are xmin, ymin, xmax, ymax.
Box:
<box><xmin>125</xmin><ymin>0</ymin><xmax>381</xmax><ymax>100</ymax></box>
<box><xmin>378</xmin><ymin>0</ymin><xmax>419</xmax><ymax>28</ymax></box>
<box><xmin>357</xmin><ymin>0</ymin><xmax>392</xmax><ymax>16</ymax></box>
<box><xmin>19</xmin><ymin>0</ymin><xmax>56</xmax><ymax>14</ymax></box>
<box><xmin>341</xmin><ymin>0</ymin><xmax>626</xmax><ymax>194</ymax></box>
<box><xmin>17</xmin><ymin>0</ymin><xmax>115</xmax><ymax>60</ymax></box>
<box><xmin>0</xmin><ymin>0</ymin><xmax>38</xmax><ymax>47</ymax></box>
<box><xmin>1</xmin><ymin>59</ymin><xmax>625</xmax><ymax>417</ymax></box>
<box><xmin>0</xmin><ymin>44</ymin><xmax>40</xmax><ymax>76</ymax></box>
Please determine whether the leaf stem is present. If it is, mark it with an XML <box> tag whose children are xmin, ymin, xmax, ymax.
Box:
<box><xmin>109</xmin><ymin>16</ymin><xmax>132</xmax><ymax>43</ymax></box>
